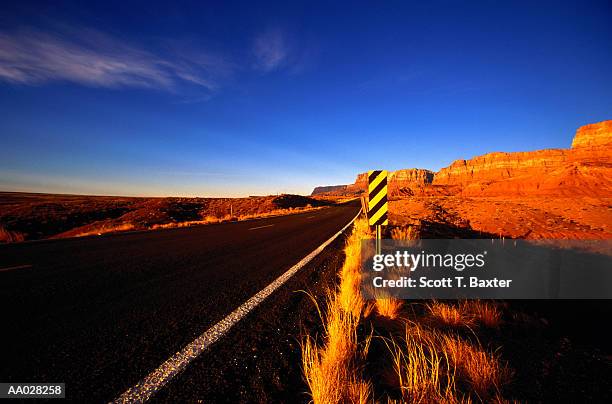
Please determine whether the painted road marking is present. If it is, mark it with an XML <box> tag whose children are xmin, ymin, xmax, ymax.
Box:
<box><xmin>0</xmin><ymin>264</ymin><xmax>32</xmax><ymax>273</ymax></box>
<box><xmin>306</xmin><ymin>215</ymin><xmax>316</xmax><ymax>219</ymax></box>
<box><xmin>248</xmin><ymin>224</ymin><xmax>275</xmax><ymax>230</ymax></box>
<box><xmin>112</xmin><ymin>209</ymin><xmax>361</xmax><ymax>404</ymax></box>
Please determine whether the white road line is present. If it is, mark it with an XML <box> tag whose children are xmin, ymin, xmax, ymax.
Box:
<box><xmin>306</xmin><ymin>215</ymin><xmax>316</xmax><ymax>219</ymax></box>
<box><xmin>112</xmin><ymin>208</ymin><xmax>361</xmax><ymax>404</ymax></box>
<box><xmin>248</xmin><ymin>224</ymin><xmax>275</xmax><ymax>230</ymax></box>
<box><xmin>0</xmin><ymin>264</ymin><xmax>32</xmax><ymax>273</ymax></box>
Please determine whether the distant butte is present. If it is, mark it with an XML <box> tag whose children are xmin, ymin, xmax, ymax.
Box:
<box><xmin>312</xmin><ymin>119</ymin><xmax>612</xmax><ymax>198</ymax></box>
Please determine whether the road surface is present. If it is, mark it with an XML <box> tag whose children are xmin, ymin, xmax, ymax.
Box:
<box><xmin>0</xmin><ymin>202</ymin><xmax>359</xmax><ymax>402</ymax></box>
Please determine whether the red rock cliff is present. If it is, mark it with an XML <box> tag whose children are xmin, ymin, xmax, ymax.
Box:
<box><xmin>312</xmin><ymin>120</ymin><xmax>611</xmax><ymax>198</ymax></box>
<box><xmin>572</xmin><ymin>120</ymin><xmax>612</xmax><ymax>148</ymax></box>
<box><xmin>432</xmin><ymin>120</ymin><xmax>611</xmax><ymax>196</ymax></box>
<box><xmin>347</xmin><ymin>169</ymin><xmax>435</xmax><ymax>195</ymax></box>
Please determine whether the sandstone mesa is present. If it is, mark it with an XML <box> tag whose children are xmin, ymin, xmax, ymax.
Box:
<box><xmin>313</xmin><ymin>119</ymin><xmax>612</xmax><ymax>198</ymax></box>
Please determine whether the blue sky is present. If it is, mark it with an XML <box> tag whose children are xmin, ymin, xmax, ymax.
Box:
<box><xmin>1</xmin><ymin>1</ymin><xmax>611</xmax><ymax>197</ymax></box>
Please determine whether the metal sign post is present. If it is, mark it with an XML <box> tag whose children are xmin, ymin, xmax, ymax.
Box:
<box><xmin>367</xmin><ymin>170</ymin><xmax>388</xmax><ymax>256</ymax></box>
<box><xmin>360</xmin><ymin>195</ymin><xmax>368</xmax><ymax>216</ymax></box>
<box><xmin>375</xmin><ymin>224</ymin><xmax>382</xmax><ymax>255</ymax></box>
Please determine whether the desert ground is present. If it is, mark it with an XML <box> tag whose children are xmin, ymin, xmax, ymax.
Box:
<box><xmin>0</xmin><ymin>192</ymin><xmax>331</xmax><ymax>242</ymax></box>
<box><xmin>390</xmin><ymin>195</ymin><xmax>611</xmax><ymax>239</ymax></box>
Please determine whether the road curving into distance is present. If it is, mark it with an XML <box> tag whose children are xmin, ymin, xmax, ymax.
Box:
<box><xmin>0</xmin><ymin>201</ymin><xmax>360</xmax><ymax>402</ymax></box>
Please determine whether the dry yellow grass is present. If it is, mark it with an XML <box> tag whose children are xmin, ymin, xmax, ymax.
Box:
<box><xmin>371</xmin><ymin>224</ymin><xmax>414</xmax><ymax>319</ymax></box>
<box><xmin>151</xmin><ymin>206</ymin><xmax>326</xmax><ymax>230</ymax></box>
<box><xmin>235</xmin><ymin>206</ymin><xmax>323</xmax><ymax>221</ymax></box>
<box><xmin>373</xmin><ymin>290</ymin><xmax>403</xmax><ymax>320</ymax></box>
<box><xmin>390</xmin><ymin>225</ymin><xmax>418</xmax><ymax>240</ymax></box>
<box><xmin>387</xmin><ymin>323</ymin><xmax>469</xmax><ymax>404</ymax></box>
<box><xmin>462</xmin><ymin>300</ymin><xmax>502</xmax><ymax>328</ymax></box>
<box><xmin>336</xmin><ymin>217</ymin><xmax>371</xmax><ymax>317</ymax></box>
<box><xmin>440</xmin><ymin>334</ymin><xmax>511</xmax><ymax>398</ymax></box>
<box><xmin>301</xmin><ymin>217</ymin><xmax>373</xmax><ymax>403</ymax></box>
<box><xmin>302</xmin><ymin>216</ymin><xmax>510</xmax><ymax>403</ymax></box>
<box><xmin>387</xmin><ymin>322</ymin><xmax>510</xmax><ymax>402</ymax></box>
<box><xmin>426</xmin><ymin>301</ymin><xmax>475</xmax><ymax>328</ymax></box>
<box><xmin>151</xmin><ymin>218</ymin><xmax>216</xmax><ymax>229</ymax></box>
<box><xmin>73</xmin><ymin>222</ymin><xmax>135</xmax><ymax>237</ymax></box>
<box><xmin>302</xmin><ymin>294</ymin><xmax>372</xmax><ymax>403</ymax></box>
<box><xmin>427</xmin><ymin>301</ymin><xmax>503</xmax><ymax>329</ymax></box>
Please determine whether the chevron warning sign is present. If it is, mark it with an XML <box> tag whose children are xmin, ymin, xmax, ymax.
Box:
<box><xmin>367</xmin><ymin>170</ymin><xmax>388</xmax><ymax>226</ymax></box>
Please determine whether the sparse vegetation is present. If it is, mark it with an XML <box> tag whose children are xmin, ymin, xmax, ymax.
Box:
<box><xmin>68</xmin><ymin>222</ymin><xmax>136</xmax><ymax>238</ymax></box>
<box><xmin>390</xmin><ymin>225</ymin><xmax>418</xmax><ymax>240</ymax></box>
<box><xmin>301</xmin><ymin>293</ymin><xmax>372</xmax><ymax>403</ymax></box>
<box><xmin>440</xmin><ymin>334</ymin><xmax>512</xmax><ymax>398</ymax></box>
<box><xmin>0</xmin><ymin>192</ymin><xmax>331</xmax><ymax>242</ymax></box>
<box><xmin>386</xmin><ymin>322</ymin><xmax>511</xmax><ymax>402</ymax></box>
<box><xmin>426</xmin><ymin>301</ymin><xmax>503</xmax><ymax>329</ymax></box>
<box><xmin>151</xmin><ymin>206</ymin><xmax>325</xmax><ymax>230</ymax></box>
<box><xmin>387</xmin><ymin>324</ymin><xmax>466</xmax><ymax>403</ymax></box>
<box><xmin>374</xmin><ymin>291</ymin><xmax>403</xmax><ymax>320</ymax></box>
<box><xmin>301</xmin><ymin>217</ymin><xmax>373</xmax><ymax>403</ymax></box>
<box><xmin>302</xmin><ymin>217</ymin><xmax>512</xmax><ymax>403</ymax></box>
<box><xmin>427</xmin><ymin>301</ymin><xmax>476</xmax><ymax>328</ymax></box>
<box><xmin>462</xmin><ymin>300</ymin><xmax>503</xmax><ymax>328</ymax></box>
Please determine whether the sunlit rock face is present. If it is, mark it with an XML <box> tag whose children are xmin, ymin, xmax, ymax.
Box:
<box><xmin>432</xmin><ymin>120</ymin><xmax>611</xmax><ymax>197</ymax></box>
<box><xmin>572</xmin><ymin>120</ymin><xmax>612</xmax><ymax>148</ymax></box>
<box><xmin>343</xmin><ymin>169</ymin><xmax>436</xmax><ymax>196</ymax></box>
<box><xmin>311</xmin><ymin>185</ymin><xmax>348</xmax><ymax>196</ymax></box>
<box><xmin>312</xmin><ymin>120</ymin><xmax>611</xmax><ymax>198</ymax></box>
<box><xmin>390</xmin><ymin>169</ymin><xmax>434</xmax><ymax>185</ymax></box>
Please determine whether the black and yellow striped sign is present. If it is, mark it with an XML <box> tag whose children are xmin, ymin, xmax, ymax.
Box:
<box><xmin>367</xmin><ymin>170</ymin><xmax>388</xmax><ymax>226</ymax></box>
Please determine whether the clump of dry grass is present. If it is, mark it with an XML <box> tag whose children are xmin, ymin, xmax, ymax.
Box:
<box><xmin>387</xmin><ymin>322</ymin><xmax>510</xmax><ymax>402</ymax></box>
<box><xmin>369</xmin><ymin>224</ymin><xmax>412</xmax><ymax>320</ymax></box>
<box><xmin>462</xmin><ymin>300</ymin><xmax>502</xmax><ymax>328</ymax></box>
<box><xmin>440</xmin><ymin>334</ymin><xmax>511</xmax><ymax>398</ymax></box>
<box><xmin>335</xmin><ymin>217</ymin><xmax>372</xmax><ymax>317</ymax></box>
<box><xmin>387</xmin><ymin>323</ymin><xmax>468</xmax><ymax>403</ymax></box>
<box><xmin>302</xmin><ymin>294</ymin><xmax>372</xmax><ymax>403</ymax></box>
<box><xmin>235</xmin><ymin>206</ymin><xmax>325</xmax><ymax>221</ymax></box>
<box><xmin>151</xmin><ymin>217</ymin><xmax>218</xmax><ymax>229</ymax></box>
<box><xmin>73</xmin><ymin>222</ymin><xmax>135</xmax><ymax>237</ymax></box>
<box><xmin>426</xmin><ymin>301</ymin><xmax>475</xmax><ymax>328</ymax></box>
<box><xmin>301</xmin><ymin>217</ymin><xmax>373</xmax><ymax>403</ymax></box>
<box><xmin>426</xmin><ymin>301</ymin><xmax>503</xmax><ymax>329</ymax></box>
<box><xmin>390</xmin><ymin>225</ymin><xmax>418</xmax><ymax>240</ymax></box>
<box><xmin>373</xmin><ymin>290</ymin><xmax>403</xmax><ymax>320</ymax></box>
<box><xmin>0</xmin><ymin>225</ymin><xmax>25</xmax><ymax>243</ymax></box>
<box><xmin>151</xmin><ymin>206</ymin><xmax>326</xmax><ymax>230</ymax></box>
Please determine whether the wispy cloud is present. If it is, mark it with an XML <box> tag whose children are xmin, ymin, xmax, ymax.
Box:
<box><xmin>0</xmin><ymin>28</ymin><xmax>233</xmax><ymax>92</ymax></box>
<box><xmin>252</xmin><ymin>29</ymin><xmax>290</xmax><ymax>72</ymax></box>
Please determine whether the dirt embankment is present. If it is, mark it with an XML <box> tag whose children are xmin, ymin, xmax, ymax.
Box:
<box><xmin>0</xmin><ymin>192</ymin><xmax>331</xmax><ymax>242</ymax></box>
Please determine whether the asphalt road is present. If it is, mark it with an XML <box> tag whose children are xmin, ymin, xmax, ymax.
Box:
<box><xmin>0</xmin><ymin>202</ymin><xmax>359</xmax><ymax>402</ymax></box>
